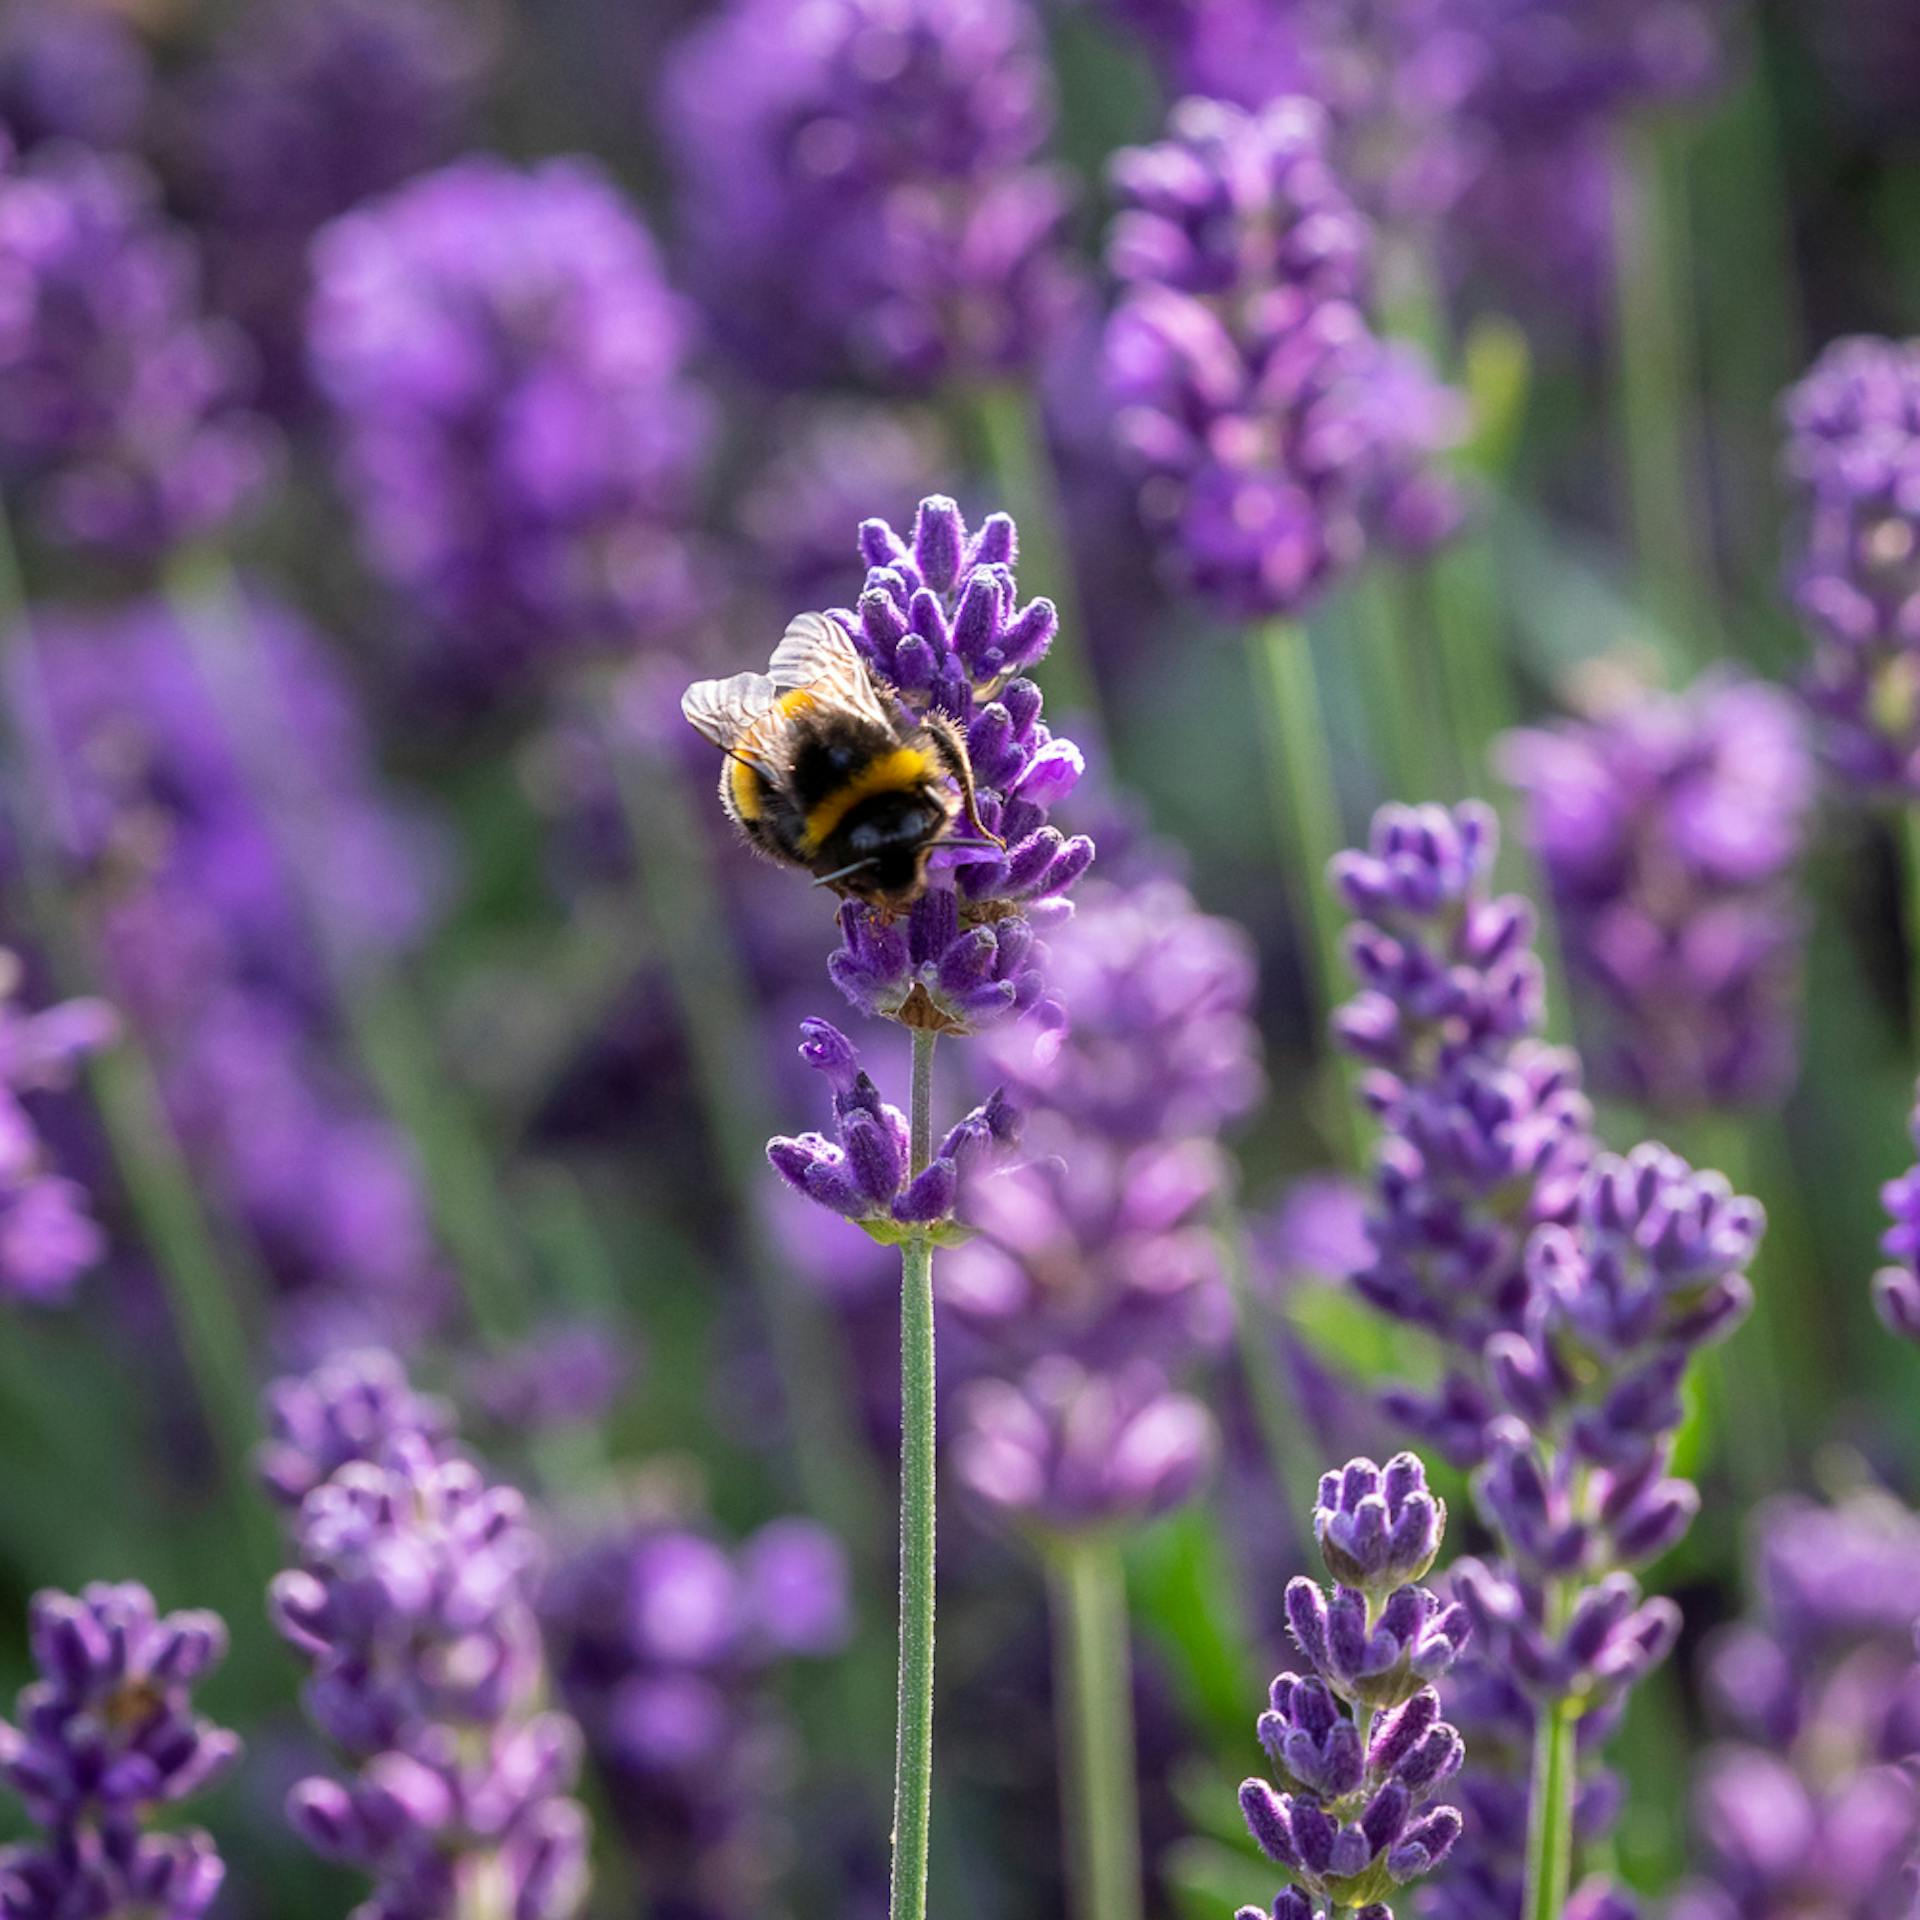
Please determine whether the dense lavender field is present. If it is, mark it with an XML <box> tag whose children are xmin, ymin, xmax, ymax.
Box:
<box><xmin>0</xmin><ymin>2</ymin><xmax>1917</xmax><ymax>1918</ymax></box>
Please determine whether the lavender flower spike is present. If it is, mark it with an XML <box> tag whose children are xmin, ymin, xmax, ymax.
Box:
<box><xmin>1239</xmin><ymin>1447</ymin><xmax>1467</xmax><ymax>1920</ymax></box>
<box><xmin>0</xmin><ymin>1583</ymin><xmax>238</xmax><ymax>1920</ymax></box>
<box><xmin>820</xmin><ymin>496</ymin><xmax>1095</xmax><ymax>1033</ymax></box>
<box><xmin>268</xmin><ymin>1354</ymin><xmax>591</xmax><ymax>1920</ymax></box>
<box><xmin>1876</xmin><ymin>1080</ymin><xmax>1920</xmax><ymax>1344</ymax></box>
<box><xmin>767</xmin><ymin>1019</ymin><xmax>1019</xmax><ymax>1240</ymax></box>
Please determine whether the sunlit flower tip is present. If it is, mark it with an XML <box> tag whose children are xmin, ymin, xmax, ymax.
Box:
<box><xmin>1313</xmin><ymin>1452</ymin><xmax>1446</xmax><ymax>1595</ymax></box>
<box><xmin>952</xmin><ymin>1358</ymin><xmax>1215</xmax><ymax>1534</ymax></box>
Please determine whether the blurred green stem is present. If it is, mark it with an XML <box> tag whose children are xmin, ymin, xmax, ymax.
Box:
<box><xmin>1048</xmin><ymin>1532</ymin><xmax>1144</xmax><ymax>1920</ymax></box>
<box><xmin>891</xmin><ymin>1027</ymin><xmax>940</xmax><ymax>1920</ymax></box>
<box><xmin>1901</xmin><ymin>809</ymin><xmax>1920</xmax><ymax>1047</ymax></box>
<box><xmin>1246</xmin><ymin>617</ymin><xmax>1358</xmax><ymax>1164</ymax></box>
<box><xmin>972</xmin><ymin>380</ymin><xmax>1103</xmax><ymax>729</ymax></box>
<box><xmin>1612</xmin><ymin>119</ymin><xmax>1716</xmax><ymax>657</ymax></box>
<box><xmin>1216</xmin><ymin>1199</ymin><xmax>1318</xmax><ymax>1532</ymax></box>
<box><xmin>165</xmin><ymin>551</ymin><xmax>533</xmax><ymax>1345</ymax></box>
<box><xmin>1524</xmin><ymin>1683</ymin><xmax>1578</xmax><ymax>1920</ymax></box>
<box><xmin>0</xmin><ymin>506</ymin><xmax>269</xmax><ymax>1553</ymax></box>
<box><xmin>611</xmin><ymin>736</ymin><xmax>883</xmax><ymax>1570</ymax></box>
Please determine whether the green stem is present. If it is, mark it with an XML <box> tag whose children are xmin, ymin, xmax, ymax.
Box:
<box><xmin>1354</xmin><ymin>569</ymin><xmax>1450</xmax><ymax>802</ymax></box>
<box><xmin>891</xmin><ymin>1027</ymin><xmax>940</xmax><ymax>1920</ymax></box>
<box><xmin>1524</xmin><ymin>1687</ymin><xmax>1578</xmax><ymax>1920</ymax></box>
<box><xmin>1612</xmin><ymin>118</ymin><xmax>1717</xmax><ymax>659</ymax></box>
<box><xmin>1901</xmin><ymin>808</ymin><xmax>1920</xmax><ymax>1049</ymax></box>
<box><xmin>972</xmin><ymin>380</ymin><xmax>1103</xmax><ymax>729</ymax></box>
<box><xmin>1049</xmin><ymin>1532</ymin><xmax>1144</xmax><ymax>1920</ymax></box>
<box><xmin>1246</xmin><ymin>617</ymin><xmax>1359</xmax><ymax>1165</ymax></box>
<box><xmin>163</xmin><ymin>551</ymin><xmax>534</xmax><ymax>1345</ymax></box>
<box><xmin>609</xmin><ymin>732</ymin><xmax>883</xmax><ymax>1570</ymax></box>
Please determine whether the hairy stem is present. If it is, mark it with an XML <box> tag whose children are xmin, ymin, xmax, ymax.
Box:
<box><xmin>1050</xmin><ymin>1532</ymin><xmax>1144</xmax><ymax>1920</ymax></box>
<box><xmin>1524</xmin><ymin>1687</ymin><xmax>1578</xmax><ymax>1920</ymax></box>
<box><xmin>891</xmin><ymin>1026</ymin><xmax>941</xmax><ymax>1920</ymax></box>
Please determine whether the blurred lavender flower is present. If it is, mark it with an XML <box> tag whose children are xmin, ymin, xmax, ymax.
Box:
<box><xmin>0</xmin><ymin>1582</ymin><xmax>236</xmax><ymax>1920</ymax></box>
<box><xmin>0</xmin><ymin>4</ymin><xmax>149</xmax><ymax>152</ymax></box>
<box><xmin>817</xmin><ymin>496</ymin><xmax>1095</xmax><ymax>1034</ymax></box>
<box><xmin>659</xmin><ymin>0</ymin><xmax>1078</xmax><ymax>387</ymax></box>
<box><xmin>1501</xmin><ymin>671</ymin><xmax>1815</xmax><ymax>1116</ymax></box>
<box><xmin>0</xmin><ymin>142</ymin><xmax>274</xmax><ymax>557</ymax></box>
<box><xmin>953</xmin><ymin>1356</ymin><xmax>1215</xmax><ymax>1534</ymax></box>
<box><xmin>767</xmin><ymin>1017</ymin><xmax>1019</xmax><ymax>1236</ymax></box>
<box><xmin>269</xmin><ymin>1356</ymin><xmax>591</xmax><ymax>1920</ymax></box>
<box><xmin>0</xmin><ymin>951</ymin><xmax>114</xmax><ymax>1305</ymax></box>
<box><xmin>464</xmin><ymin>1319</ymin><xmax>634</xmax><ymax>1436</ymax></box>
<box><xmin>1879</xmin><ymin>1084</ymin><xmax>1920</xmax><ymax>1345</ymax></box>
<box><xmin>179</xmin><ymin>0</ymin><xmax>490</xmax><ymax>413</ymax></box>
<box><xmin>308</xmin><ymin>156</ymin><xmax>709</xmax><ymax>699</ymax></box>
<box><xmin>543</xmin><ymin>1507</ymin><xmax>849</xmax><ymax>1914</ymax></box>
<box><xmin>1781</xmin><ymin>335</ymin><xmax>1920</xmax><ymax>795</ymax></box>
<box><xmin>1672</xmin><ymin>1492</ymin><xmax>1920</xmax><ymax>1920</ymax></box>
<box><xmin>1103</xmin><ymin>96</ymin><xmax>1463</xmax><ymax>622</ymax></box>
<box><xmin>1330</xmin><ymin>800</ymin><xmax>1593</xmax><ymax>1463</ymax></box>
<box><xmin>17</xmin><ymin>593</ymin><xmax>447</xmax><ymax>1356</ymax></box>
<box><xmin>258</xmin><ymin>1346</ymin><xmax>455</xmax><ymax>1510</ymax></box>
<box><xmin>1238</xmin><ymin>1450</ymin><xmax>1468</xmax><ymax>1920</ymax></box>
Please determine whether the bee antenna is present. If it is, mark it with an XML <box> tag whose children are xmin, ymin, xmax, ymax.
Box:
<box><xmin>813</xmin><ymin>858</ymin><xmax>880</xmax><ymax>888</ymax></box>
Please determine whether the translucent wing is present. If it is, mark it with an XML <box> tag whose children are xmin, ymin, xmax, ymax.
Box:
<box><xmin>682</xmin><ymin>672</ymin><xmax>784</xmax><ymax>772</ymax></box>
<box><xmin>767</xmin><ymin>612</ymin><xmax>891</xmax><ymax>724</ymax></box>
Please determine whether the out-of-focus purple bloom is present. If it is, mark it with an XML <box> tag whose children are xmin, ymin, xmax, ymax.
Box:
<box><xmin>1781</xmin><ymin>335</ymin><xmax>1920</xmax><ymax>796</ymax></box>
<box><xmin>269</xmin><ymin>1356</ymin><xmax>591</xmax><ymax>1920</ymax></box>
<box><xmin>1330</xmin><ymin>800</ymin><xmax>1593</xmax><ymax>1462</ymax></box>
<box><xmin>1103</xmin><ymin>96</ymin><xmax>1463</xmax><ymax>622</ymax></box>
<box><xmin>258</xmin><ymin>1347</ymin><xmax>455</xmax><ymax>1510</ymax></box>
<box><xmin>308</xmin><ymin>156</ymin><xmax>709</xmax><ymax>699</ymax></box>
<box><xmin>0</xmin><ymin>142</ymin><xmax>274</xmax><ymax>556</ymax></box>
<box><xmin>0</xmin><ymin>951</ymin><xmax>113</xmax><ymax>1305</ymax></box>
<box><xmin>1238</xmin><ymin>1448</ymin><xmax>1467</xmax><ymax>1920</ymax></box>
<box><xmin>1501</xmin><ymin>672</ymin><xmax>1814</xmax><ymax>1115</ymax></box>
<box><xmin>816</xmin><ymin>496</ymin><xmax>1095</xmax><ymax>1034</ymax></box>
<box><xmin>1876</xmin><ymin>1081</ymin><xmax>1920</xmax><ymax>1346</ymax></box>
<box><xmin>659</xmin><ymin>0</ymin><xmax>1079</xmax><ymax>388</ymax></box>
<box><xmin>0</xmin><ymin>5</ymin><xmax>149</xmax><ymax>152</ymax></box>
<box><xmin>954</xmin><ymin>1356</ymin><xmax>1216</xmax><ymax>1532</ymax></box>
<box><xmin>16</xmin><ymin>593</ymin><xmax>447</xmax><ymax>1356</ymax></box>
<box><xmin>178</xmin><ymin>0</ymin><xmax>490</xmax><ymax>413</ymax></box>
<box><xmin>0</xmin><ymin>1582</ymin><xmax>236</xmax><ymax>1920</ymax></box>
<box><xmin>768</xmin><ymin>1017</ymin><xmax>1019</xmax><ymax>1234</ymax></box>
<box><xmin>543</xmin><ymin>1507</ymin><xmax>848</xmax><ymax>1914</ymax></box>
<box><xmin>464</xmin><ymin>1319</ymin><xmax>635</xmax><ymax>1436</ymax></box>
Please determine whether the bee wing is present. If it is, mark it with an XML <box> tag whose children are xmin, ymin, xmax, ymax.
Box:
<box><xmin>768</xmin><ymin>612</ymin><xmax>893</xmax><ymax>725</ymax></box>
<box><xmin>682</xmin><ymin>672</ymin><xmax>784</xmax><ymax>771</ymax></box>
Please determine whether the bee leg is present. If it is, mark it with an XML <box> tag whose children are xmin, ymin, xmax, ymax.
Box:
<box><xmin>924</xmin><ymin>712</ymin><xmax>1004</xmax><ymax>847</ymax></box>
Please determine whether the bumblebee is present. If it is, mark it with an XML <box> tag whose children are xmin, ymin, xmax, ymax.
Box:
<box><xmin>682</xmin><ymin>613</ymin><xmax>1000</xmax><ymax>908</ymax></box>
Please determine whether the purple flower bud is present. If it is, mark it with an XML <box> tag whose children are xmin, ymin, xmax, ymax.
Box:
<box><xmin>1315</xmin><ymin>1450</ymin><xmax>1446</xmax><ymax>1593</ymax></box>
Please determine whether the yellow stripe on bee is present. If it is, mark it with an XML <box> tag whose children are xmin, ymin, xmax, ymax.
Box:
<box><xmin>728</xmin><ymin>754</ymin><xmax>763</xmax><ymax>821</ymax></box>
<box><xmin>801</xmin><ymin>746</ymin><xmax>934</xmax><ymax>852</ymax></box>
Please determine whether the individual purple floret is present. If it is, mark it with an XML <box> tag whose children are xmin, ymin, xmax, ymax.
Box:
<box><xmin>1103</xmin><ymin>96</ymin><xmax>1463</xmax><ymax>622</ymax></box>
<box><xmin>767</xmin><ymin>1018</ymin><xmax>1019</xmax><ymax>1236</ymax></box>
<box><xmin>952</xmin><ymin>1356</ymin><xmax>1216</xmax><ymax>1532</ymax></box>
<box><xmin>1329</xmin><ymin>800</ymin><xmax>1594</xmax><ymax>1463</ymax></box>
<box><xmin>0</xmin><ymin>141</ymin><xmax>274</xmax><ymax>557</ymax></box>
<box><xmin>658</xmin><ymin>0</ymin><xmax>1078</xmax><ymax>388</ymax></box>
<box><xmin>308</xmin><ymin>156</ymin><xmax>708</xmax><ymax>698</ymax></box>
<box><xmin>817</xmin><ymin>496</ymin><xmax>1095</xmax><ymax>1034</ymax></box>
<box><xmin>1501</xmin><ymin>671</ymin><xmax>1815</xmax><ymax>1115</ymax></box>
<box><xmin>0</xmin><ymin>951</ymin><xmax>114</xmax><ymax>1306</ymax></box>
<box><xmin>0</xmin><ymin>4</ymin><xmax>149</xmax><ymax>152</ymax></box>
<box><xmin>179</xmin><ymin>0</ymin><xmax>489</xmax><ymax>414</ymax></box>
<box><xmin>542</xmin><ymin>1507</ymin><xmax>849</xmax><ymax>1914</ymax></box>
<box><xmin>1875</xmin><ymin>1081</ymin><xmax>1920</xmax><ymax>1345</ymax></box>
<box><xmin>1238</xmin><ymin>1448</ymin><xmax>1467</xmax><ymax>1920</ymax></box>
<box><xmin>0</xmin><ymin>1583</ymin><xmax>237</xmax><ymax>1920</ymax></box>
<box><xmin>268</xmin><ymin>1356</ymin><xmax>591</xmax><ymax>1920</ymax></box>
<box><xmin>1780</xmin><ymin>335</ymin><xmax>1920</xmax><ymax>795</ymax></box>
